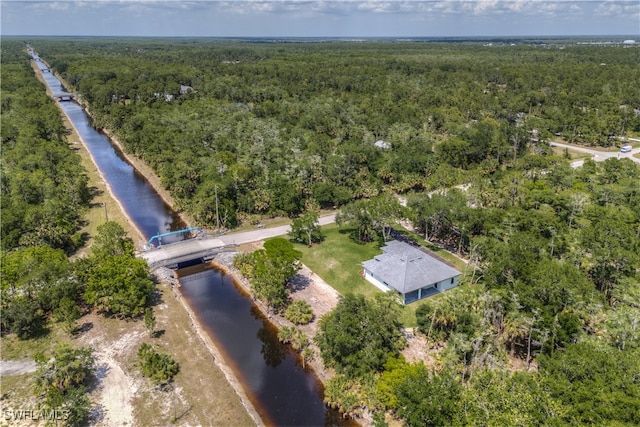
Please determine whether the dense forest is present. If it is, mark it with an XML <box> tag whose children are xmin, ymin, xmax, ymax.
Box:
<box><xmin>2</xmin><ymin>38</ymin><xmax>639</xmax><ymax>426</ymax></box>
<box><xmin>26</xmin><ymin>37</ymin><xmax>640</xmax><ymax>228</ymax></box>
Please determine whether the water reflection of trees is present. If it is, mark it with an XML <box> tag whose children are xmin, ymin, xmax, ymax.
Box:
<box><xmin>251</xmin><ymin>306</ymin><xmax>288</xmax><ymax>368</ymax></box>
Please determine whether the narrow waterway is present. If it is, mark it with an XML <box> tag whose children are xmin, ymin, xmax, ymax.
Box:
<box><xmin>178</xmin><ymin>264</ymin><xmax>348</xmax><ymax>426</ymax></box>
<box><xmin>31</xmin><ymin>49</ymin><xmax>349</xmax><ymax>426</ymax></box>
<box><xmin>32</xmin><ymin>52</ymin><xmax>184</xmax><ymax>241</ymax></box>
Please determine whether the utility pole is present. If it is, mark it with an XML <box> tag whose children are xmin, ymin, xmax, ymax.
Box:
<box><xmin>102</xmin><ymin>202</ymin><xmax>108</xmax><ymax>222</ymax></box>
<box><xmin>215</xmin><ymin>185</ymin><xmax>220</xmax><ymax>233</ymax></box>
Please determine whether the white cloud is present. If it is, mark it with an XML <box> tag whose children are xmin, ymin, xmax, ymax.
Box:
<box><xmin>594</xmin><ymin>0</ymin><xmax>640</xmax><ymax>17</ymax></box>
<box><xmin>2</xmin><ymin>0</ymin><xmax>638</xmax><ymax>36</ymax></box>
<box><xmin>11</xmin><ymin>1</ymin><xmax>635</xmax><ymax>20</ymax></box>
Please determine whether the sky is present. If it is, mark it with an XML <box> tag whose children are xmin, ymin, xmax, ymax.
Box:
<box><xmin>1</xmin><ymin>1</ymin><xmax>639</xmax><ymax>38</ymax></box>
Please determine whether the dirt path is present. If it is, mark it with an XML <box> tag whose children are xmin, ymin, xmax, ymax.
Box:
<box><xmin>0</xmin><ymin>360</ymin><xmax>36</xmax><ymax>376</ymax></box>
<box><xmin>93</xmin><ymin>358</ymin><xmax>135</xmax><ymax>426</ymax></box>
<box><xmin>79</xmin><ymin>322</ymin><xmax>143</xmax><ymax>427</ymax></box>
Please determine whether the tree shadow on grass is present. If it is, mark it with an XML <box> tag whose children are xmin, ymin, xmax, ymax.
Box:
<box><xmin>339</xmin><ymin>227</ymin><xmax>379</xmax><ymax>246</ymax></box>
<box><xmin>147</xmin><ymin>288</ymin><xmax>165</xmax><ymax>308</ymax></box>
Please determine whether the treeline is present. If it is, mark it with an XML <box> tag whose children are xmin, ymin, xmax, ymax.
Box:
<box><xmin>1</xmin><ymin>40</ymin><xmax>154</xmax><ymax>333</ymax></box>
<box><xmin>308</xmin><ymin>156</ymin><xmax>640</xmax><ymax>425</ymax></box>
<box><xmin>1</xmin><ymin>43</ymin><xmax>90</xmax><ymax>252</ymax></box>
<box><xmin>26</xmin><ymin>37</ymin><xmax>640</xmax><ymax>228</ymax></box>
<box><xmin>1</xmin><ymin>41</ymin><xmax>164</xmax><ymax>426</ymax></box>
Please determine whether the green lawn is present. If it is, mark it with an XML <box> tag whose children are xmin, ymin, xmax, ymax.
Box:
<box><xmin>291</xmin><ymin>224</ymin><xmax>438</xmax><ymax>327</ymax></box>
<box><xmin>293</xmin><ymin>224</ymin><xmax>382</xmax><ymax>298</ymax></box>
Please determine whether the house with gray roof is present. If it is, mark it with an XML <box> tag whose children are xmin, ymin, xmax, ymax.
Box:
<box><xmin>362</xmin><ymin>240</ymin><xmax>461</xmax><ymax>304</ymax></box>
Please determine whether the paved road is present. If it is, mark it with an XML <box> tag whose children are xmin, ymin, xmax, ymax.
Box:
<box><xmin>218</xmin><ymin>214</ymin><xmax>336</xmax><ymax>245</ymax></box>
<box><xmin>550</xmin><ymin>141</ymin><xmax>640</xmax><ymax>168</ymax></box>
<box><xmin>142</xmin><ymin>237</ymin><xmax>226</xmax><ymax>267</ymax></box>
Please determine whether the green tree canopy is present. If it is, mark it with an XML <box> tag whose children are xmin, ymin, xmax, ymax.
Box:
<box><xmin>33</xmin><ymin>344</ymin><xmax>94</xmax><ymax>427</ymax></box>
<box><xmin>316</xmin><ymin>293</ymin><xmax>405</xmax><ymax>377</ymax></box>
<box><xmin>539</xmin><ymin>341</ymin><xmax>640</xmax><ymax>425</ymax></box>
<box><xmin>289</xmin><ymin>210</ymin><xmax>323</xmax><ymax>247</ymax></box>
<box><xmin>92</xmin><ymin>221</ymin><xmax>135</xmax><ymax>257</ymax></box>
<box><xmin>34</xmin><ymin>344</ymin><xmax>95</xmax><ymax>397</ymax></box>
<box><xmin>84</xmin><ymin>254</ymin><xmax>154</xmax><ymax>317</ymax></box>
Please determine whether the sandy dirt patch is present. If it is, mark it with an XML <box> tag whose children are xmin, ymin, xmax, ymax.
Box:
<box><xmin>79</xmin><ymin>321</ymin><xmax>143</xmax><ymax>427</ymax></box>
<box><xmin>92</xmin><ymin>358</ymin><xmax>135</xmax><ymax>426</ymax></box>
<box><xmin>0</xmin><ymin>360</ymin><xmax>36</xmax><ymax>376</ymax></box>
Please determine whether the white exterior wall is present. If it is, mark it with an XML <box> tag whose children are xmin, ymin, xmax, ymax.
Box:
<box><xmin>365</xmin><ymin>269</ymin><xmax>460</xmax><ymax>302</ymax></box>
<box><xmin>436</xmin><ymin>275</ymin><xmax>459</xmax><ymax>292</ymax></box>
<box><xmin>364</xmin><ymin>270</ymin><xmax>394</xmax><ymax>293</ymax></box>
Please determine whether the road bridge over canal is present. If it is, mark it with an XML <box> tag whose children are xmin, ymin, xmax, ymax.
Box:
<box><xmin>54</xmin><ymin>92</ymin><xmax>75</xmax><ymax>102</ymax></box>
<box><xmin>140</xmin><ymin>214</ymin><xmax>336</xmax><ymax>269</ymax></box>
<box><xmin>141</xmin><ymin>236</ymin><xmax>233</xmax><ymax>269</ymax></box>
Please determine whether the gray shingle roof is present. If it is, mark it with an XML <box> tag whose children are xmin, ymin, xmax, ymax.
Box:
<box><xmin>362</xmin><ymin>240</ymin><xmax>460</xmax><ymax>294</ymax></box>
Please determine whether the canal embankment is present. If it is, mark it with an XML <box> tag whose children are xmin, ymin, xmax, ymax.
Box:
<box><xmin>29</xmin><ymin>49</ymin><xmax>356</xmax><ymax>426</ymax></box>
<box><xmin>29</xmin><ymin>53</ymin><xmax>263</xmax><ymax>426</ymax></box>
<box><xmin>29</xmin><ymin>58</ymin><xmax>144</xmax><ymax>247</ymax></box>
<box><xmin>159</xmin><ymin>267</ymin><xmax>265</xmax><ymax>426</ymax></box>
<box><xmin>95</xmin><ymin>125</ymin><xmax>196</xmax><ymax>231</ymax></box>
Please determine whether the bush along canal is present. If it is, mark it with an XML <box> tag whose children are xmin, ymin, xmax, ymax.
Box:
<box><xmin>31</xmin><ymin>49</ymin><xmax>352</xmax><ymax>426</ymax></box>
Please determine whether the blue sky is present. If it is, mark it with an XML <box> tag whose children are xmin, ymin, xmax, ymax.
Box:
<box><xmin>2</xmin><ymin>1</ymin><xmax>639</xmax><ymax>38</ymax></box>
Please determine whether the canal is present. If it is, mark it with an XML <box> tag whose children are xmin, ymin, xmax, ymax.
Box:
<box><xmin>31</xmin><ymin>49</ymin><xmax>349</xmax><ymax>426</ymax></box>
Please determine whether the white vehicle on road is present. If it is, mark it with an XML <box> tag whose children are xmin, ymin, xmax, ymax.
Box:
<box><xmin>620</xmin><ymin>145</ymin><xmax>632</xmax><ymax>153</ymax></box>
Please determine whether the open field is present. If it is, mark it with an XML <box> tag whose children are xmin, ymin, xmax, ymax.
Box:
<box><xmin>0</xmin><ymin>282</ymin><xmax>256</xmax><ymax>427</ymax></box>
<box><xmin>550</xmin><ymin>146</ymin><xmax>592</xmax><ymax>160</ymax></box>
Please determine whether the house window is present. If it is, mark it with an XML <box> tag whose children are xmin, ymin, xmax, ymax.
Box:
<box><xmin>451</xmin><ymin>278</ymin><xmax>455</xmax><ymax>284</ymax></box>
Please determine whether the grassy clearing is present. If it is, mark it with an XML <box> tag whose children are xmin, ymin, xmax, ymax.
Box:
<box><xmin>0</xmin><ymin>323</ymin><xmax>72</xmax><ymax>424</ymax></box>
<box><xmin>292</xmin><ymin>224</ymin><xmax>425</xmax><ymax>327</ymax></box>
<box><xmin>293</xmin><ymin>224</ymin><xmax>382</xmax><ymax>298</ymax></box>
<box><xmin>291</xmin><ymin>223</ymin><xmax>469</xmax><ymax>327</ymax></box>
<box><xmin>551</xmin><ymin>146</ymin><xmax>592</xmax><ymax>160</ymax></box>
<box><xmin>552</xmin><ymin>138</ymin><xmax>626</xmax><ymax>152</ymax></box>
<box><xmin>231</xmin><ymin>208</ymin><xmax>337</xmax><ymax>233</ymax></box>
<box><xmin>0</xmin><ymin>374</ymin><xmax>39</xmax><ymax>427</ymax></box>
<box><xmin>232</xmin><ymin>215</ymin><xmax>292</xmax><ymax>233</ymax></box>
<box><xmin>0</xmin><ymin>327</ymin><xmax>66</xmax><ymax>361</ymax></box>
